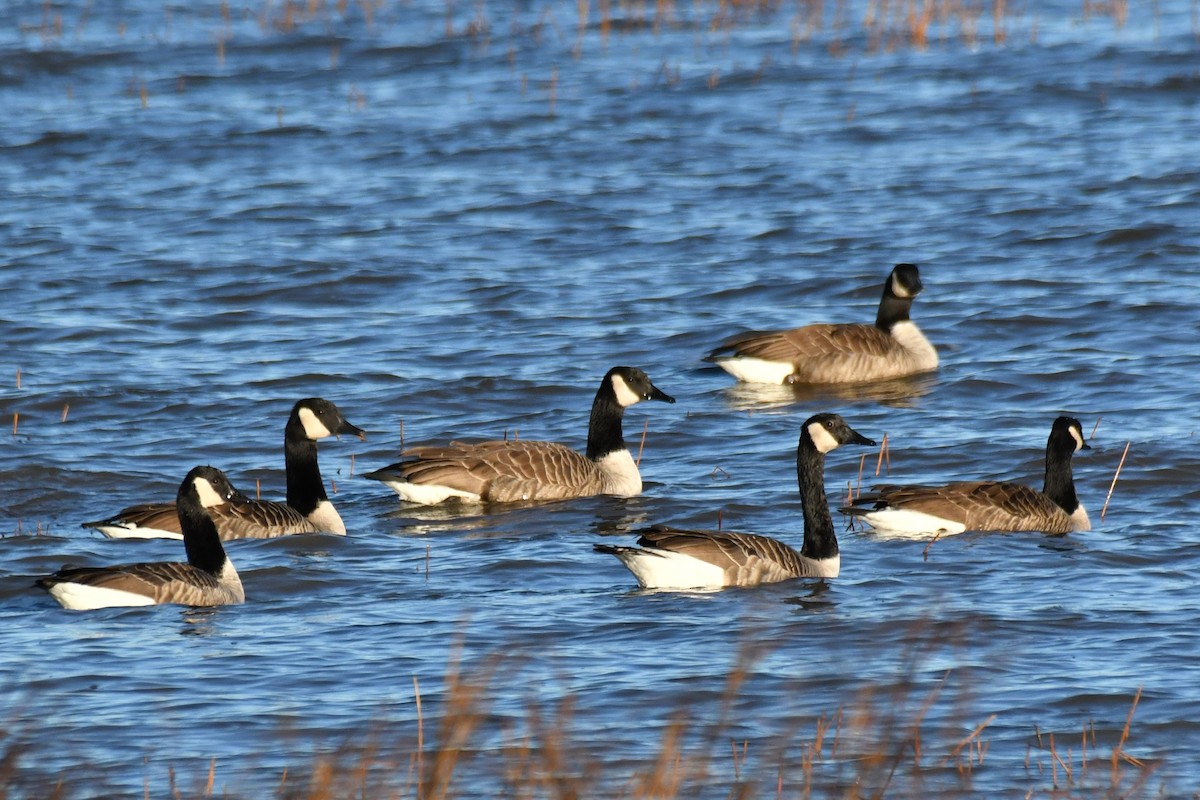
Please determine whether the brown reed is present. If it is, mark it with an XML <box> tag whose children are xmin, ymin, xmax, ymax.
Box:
<box><xmin>1100</xmin><ymin>441</ymin><xmax>1130</xmax><ymax>520</ymax></box>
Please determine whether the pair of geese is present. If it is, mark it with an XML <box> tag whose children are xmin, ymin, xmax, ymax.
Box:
<box><xmin>39</xmin><ymin>265</ymin><xmax>1092</xmax><ymax>608</ymax></box>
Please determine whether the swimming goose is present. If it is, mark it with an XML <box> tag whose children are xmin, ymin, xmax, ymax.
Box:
<box><xmin>365</xmin><ymin>366</ymin><xmax>675</xmax><ymax>504</ymax></box>
<box><xmin>841</xmin><ymin>416</ymin><xmax>1092</xmax><ymax>536</ymax></box>
<box><xmin>39</xmin><ymin>466</ymin><xmax>246</xmax><ymax>610</ymax></box>
<box><xmin>83</xmin><ymin>398</ymin><xmax>365</xmax><ymax>540</ymax></box>
<box><xmin>594</xmin><ymin>413</ymin><xmax>874</xmax><ymax>589</ymax></box>
<box><xmin>705</xmin><ymin>264</ymin><xmax>938</xmax><ymax>385</ymax></box>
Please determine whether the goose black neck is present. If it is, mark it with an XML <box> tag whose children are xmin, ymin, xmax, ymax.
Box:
<box><xmin>796</xmin><ymin>436</ymin><xmax>838</xmax><ymax>560</ymax></box>
<box><xmin>285</xmin><ymin>419</ymin><xmax>329</xmax><ymax>515</ymax></box>
<box><xmin>179</xmin><ymin>501</ymin><xmax>228</xmax><ymax>575</ymax></box>
<box><xmin>586</xmin><ymin>386</ymin><xmax>626</xmax><ymax>461</ymax></box>
<box><xmin>875</xmin><ymin>285</ymin><xmax>914</xmax><ymax>331</ymax></box>
<box><xmin>1042</xmin><ymin>443</ymin><xmax>1080</xmax><ymax>513</ymax></box>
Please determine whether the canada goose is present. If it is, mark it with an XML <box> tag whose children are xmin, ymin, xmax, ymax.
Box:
<box><xmin>83</xmin><ymin>398</ymin><xmax>365</xmax><ymax>540</ymax></box>
<box><xmin>39</xmin><ymin>466</ymin><xmax>246</xmax><ymax>610</ymax></box>
<box><xmin>705</xmin><ymin>264</ymin><xmax>938</xmax><ymax>385</ymax></box>
<box><xmin>365</xmin><ymin>366</ymin><xmax>675</xmax><ymax>504</ymax></box>
<box><xmin>594</xmin><ymin>413</ymin><xmax>874</xmax><ymax>589</ymax></box>
<box><xmin>841</xmin><ymin>416</ymin><xmax>1092</xmax><ymax>536</ymax></box>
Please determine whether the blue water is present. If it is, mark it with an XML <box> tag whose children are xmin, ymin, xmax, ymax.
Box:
<box><xmin>3</xmin><ymin>0</ymin><xmax>1200</xmax><ymax>796</ymax></box>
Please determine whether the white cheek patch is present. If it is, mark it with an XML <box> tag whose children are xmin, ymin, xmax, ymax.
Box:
<box><xmin>194</xmin><ymin>477</ymin><xmax>228</xmax><ymax>508</ymax></box>
<box><xmin>1069</xmin><ymin>426</ymin><xmax>1086</xmax><ymax>452</ymax></box>
<box><xmin>611</xmin><ymin>374</ymin><xmax>644</xmax><ymax>408</ymax></box>
<box><xmin>891</xmin><ymin>273</ymin><xmax>913</xmax><ymax>298</ymax></box>
<box><xmin>298</xmin><ymin>407</ymin><xmax>334</xmax><ymax>439</ymax></box>
<box><xmin>807</xmin><ymin>422</ymin><xmax>841</xmax><ymax>454</ymax></box>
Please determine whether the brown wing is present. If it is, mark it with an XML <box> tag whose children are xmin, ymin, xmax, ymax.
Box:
<box><xmin>398</xmin><ymin>440</ymin><xmax>605</xmax><ymax>502</ymax></box>
<box><xmin>638</xmin><ymin>526</ymin><xmax>817</xmax><ymax>584</ymax></box>
<box><xmin>712</xmin><ymin>324</ymin><xmax>909</xmax><ymax>383</ymax></box>
<box><xmin>88</xmin><ymin>498</ymin><xmax>319</xmax><ymax>540</ymax></box>
<box><xmin>867</xmin><ymin>481</ymin><xmax>1075</xmax><ymax>533</ymax></box>
<box><xmin>87</xmin><ymin>502</ymin><xmax>183</xmax><ymax>534</ymax></box>
<box><xmin>39</xmin><ymin>562</ymin><xmax>235</xmax><ymax>606</ymax></box>
<box><xmin>208</xmin><ymin>499</ymin><xmax>321</xmax><ymax>539</ymax></box>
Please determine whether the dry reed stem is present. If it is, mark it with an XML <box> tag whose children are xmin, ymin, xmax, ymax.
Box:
<box><xmin>11</xmin><ymin>412</ymin><xmax>17</xmax><ymax>437</ymax></box>
<box><xmin>875</xmin><ymin>433</ymin><xmax>889</xmax><ymax>476</ymax></box>
<box><xmin>256</xmin><ymin>478</ymin><xmax>262</xmax><ymax>500</ymax></box>
<box><xmin>1100</xmin><ymin>441</ymin><xmax>1130</xmax><ymax>520</ymax></box>
<box><xmin>15</xmin><ymin>368</ymin><xmax>20</xmax><ymax>389</ymax></box>
<box><xmin>61</xmin><ymin>403</ymin><xmax>69</xmax><ymax>422</ymax></box>
<box><xmin>414</xmin><ymin>674</ymin><xmax>424</xmax><ymax>787</ymax></box>
<box><xmin>636</xmin><ymin>418</ymin><xmax>649</xmax><ymax>466</ymax></box>
<box><xmin>921</xmin><ymin>531</ymin><xmax>942</xmax><ymax>561</ymax></box>
<box><xmin>1091</xmin><ymin>416</ymin><xmax>1102</xmax><ymax>439</ymax></box>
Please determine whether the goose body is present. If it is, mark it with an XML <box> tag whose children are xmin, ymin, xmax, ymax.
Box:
<box><xmin>595</xmin><ymin>413</ymin><xmax>874</xmax><ymax>590</ymax></box>
<box><xmin>706</xmin><ymin>264</ymin><xmax>937</xmax><ymax>385</ymax></box>
<box><xmin>842</xmin><ymin>416</ymin><xmax>1092</xmax><ymax>536</ymax></box>
<box><xmin>39</xmin><ymin>466</ymin><xmax>246</xmax><ymax>610</ymax></box>
<box><xmin>83</xmin><ymin>398</ymin><xmax>365</xmax><ymax>540</ymax></box>
<box><xmin>366</xmin><ymin>367</ymin><xmax>675</xmax><ymax>504</ymax></box>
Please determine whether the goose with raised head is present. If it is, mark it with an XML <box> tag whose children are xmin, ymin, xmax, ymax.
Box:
<box><xmin>365</xmin><ymin>366</ymin><xmax>675</xmax><ymax>504</ymax></box>
<box><xmin>39</xmin><ymin>466</ymin><xmax>247</xmax><ymax>610</ymax></box>
<box><xmin>705</xmin><ymin>264</ymin><xmax>938</xmax><ymax>385</ymax></box>
<box><xmin>82</xmin><ymin>398</ymin><xmax>365</xmax><ymax>540</ymax></box>
<box><xmin>841</xmin><ymin>416</ymin><xmax>1092</xmax><ymax>536</ymax></box>
<box><xmin>595</xmin><ymin>413</ymin><xmax>874</xmax><ymax>589</ymax></box>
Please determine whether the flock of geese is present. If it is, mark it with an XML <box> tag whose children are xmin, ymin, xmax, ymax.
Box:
<box><xmin>36</xmin><ymin>264</ymin><xmax>1093</xmax><ymax>610</ymax></box>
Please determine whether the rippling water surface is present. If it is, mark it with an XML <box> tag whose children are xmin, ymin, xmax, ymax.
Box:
<box><xmin>3</xmin><ymin>0</ymin><xmax>1200</xmax><ymax>795</ymax></box>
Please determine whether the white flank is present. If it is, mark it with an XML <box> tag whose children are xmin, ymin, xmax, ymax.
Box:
<box><xmin>807</xmin><ymin>421</ymin><xmax>842</xmax><ymax>454</ymax></box>
<box><xmin>382</xmin><ymin>478</ymin><xmax>483</xmax><ymax>505</ymax></box>
<box><xmin>48</xmin><ymin>582</ymin><xmax>157</xmax><ymax>611</ymax></box>
<box><xmin>1070</xmin><ymin>505</ymin><xmax>1092</xmax><ymax>531</ymax></box>
<box><xmin>861</xmin><ymin>508</ymin><xmax>967</xmax><ymax>537</ymax></box>
<box><xmin>306</xmin><ymin>499</ymin><xmax>347</xmax><ymax>534</ymax></box>
<box><xmin>610</xmin><ymin>373</ymin><xmax>643</xmax><ymax>407</ymax></box>
<box><xmin>96</xmin><ymin>523</ymin><xmax>184</xmax><ymax>541</ymax></box>
<box><xmin>712</xmin><ymin>356</ymin><xmax>795</xmax><ymax>385</ymax></box>
<box><xmin>194</xmin><ymin>476</ymin><xmax>227</xmax><ymax>508</ymax></box>
<box><xmin>597</xmin><ymin>449</ymin><xmax>642</xmax><ymax>497</ymax></box>
<box><xmin>621</xmin><ymin>548</ymin><xmax>729</xmax><ymax>590</ymax></box>
<box><xmin>219</xmin><ymin>559</ymin><xmax>246</xmax><ymax>602</ymax></box>
<box><xmin>298</xmin><ymin>406</ymin><xmax>334</xmax><ymax>439</ymax></box>
<box><xmin>889</xmin><ymin>321</ymin><xmax>939</xmax><ymax>370</ymax></box>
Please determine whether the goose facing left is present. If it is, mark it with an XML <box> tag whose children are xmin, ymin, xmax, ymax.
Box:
<box><xmin>365</xmin><ymin>366</ymin><xmax>675</xmax><ymax>504</ymax></box>
<box><xmin>595</xmin><ymin>413</ymin><xmax>874</xmax><ymax>590</ymax></box>
<box><xmin>82</xmin><ymin>398</ymin><xmax>365</xmax><ymax>541</ymax></box>
<box><xmin>39</xmin><ymin>466</ymin><xmax>246</xmax><ymax>610</ymax></box>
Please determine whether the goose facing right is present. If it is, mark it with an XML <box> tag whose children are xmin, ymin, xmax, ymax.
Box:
<box><xmin>705</xmin><ymin>264</ymin><xmax>938</xmax><ymax>385</ymax></box>
<box><xmin>82</xmin><ymin>398</ymin><xmax>365</xmax><ymax>540</ymax></box>
<box><xmin>595</xmin><ymin>413</ymin><xmax>875</xmax><ymax>590</ymax></box>
<box><xmin>841</xmin><ymin>416</ymin><xmax>1092</xmax><ymax>536</ymax></box>
<box><xmin>365</xmin><ymin>366</ymin><xmax>675</xmax><ymax>504</ymax></box>
<box><xmin>38</xmin><ymin>466</ymin><xmax>246</xmax><ymax>610</ymax></box>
